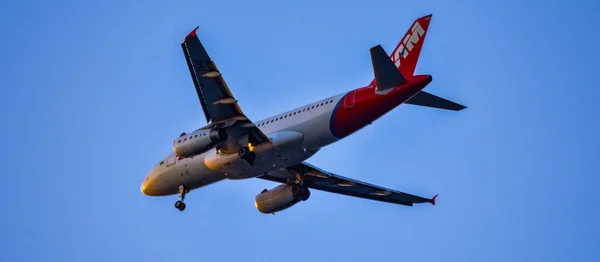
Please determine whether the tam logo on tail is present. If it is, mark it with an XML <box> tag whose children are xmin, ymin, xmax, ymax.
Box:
<box><xmin>367</xmin><ymin>14</ymin><xmax>431</xmax><ymax>88</ymax></box>
<box><xmin>392</xmin><ymin>21</ymin><xmax>426</xmax><ymax>68</ymax></box>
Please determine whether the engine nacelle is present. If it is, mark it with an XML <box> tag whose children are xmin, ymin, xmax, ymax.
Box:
<box><xmin>254</xmin><ymin>184</ymin><xmax>310</xmax><ymax>214</ymax></box>
<box><xmin>173</xmin><ymin>128</ymin><xmax>227</xmax><ymax>158</ymax></box>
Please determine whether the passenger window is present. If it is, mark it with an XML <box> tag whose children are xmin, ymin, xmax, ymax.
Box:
<box><xmin>195</xmin><ymin>135</ymin><xmax>198</xmax><ymax>138</ymax></box>
<box><xmin>178</xmin><ymin>140</ymin><xmax>181</xmax><ymax>143</ymax></box>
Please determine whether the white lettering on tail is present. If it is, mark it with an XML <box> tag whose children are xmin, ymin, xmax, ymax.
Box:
<box><xmin>392</xmin><ymin>21</ymin><xmax>425</xmax><ymax>68</ymax></box>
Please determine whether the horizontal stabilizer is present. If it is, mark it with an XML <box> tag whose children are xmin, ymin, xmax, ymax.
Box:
<box><xmin>405</xmin><ymin>91</ymin><xmax>467</xmax><ymax>111</ymax></box>
<box><xmin>370</xmin><ymin>45</ymin><xmax>407</xmax><ymax>91</ymax></box>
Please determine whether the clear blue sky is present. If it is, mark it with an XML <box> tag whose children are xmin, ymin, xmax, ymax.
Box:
<box><xmin>1</xmin><ymin>0</ymin><xmax>599</xmax><ymax>261</ymax></box>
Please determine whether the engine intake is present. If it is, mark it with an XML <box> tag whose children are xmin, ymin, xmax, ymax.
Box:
<box><xmin>174</xmin><ymin>128</ymin><xmax>227</xmax><ymax>158</ymax></box>
<box><xmin>254</xmin><ymin>184</ymin><xmax>310</xmax><ymax>214</ymax></box>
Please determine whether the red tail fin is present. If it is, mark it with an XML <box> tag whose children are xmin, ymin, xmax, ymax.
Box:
<box><xmin>368</xmin><ymin>14</ymin><xmax>432</xmax><ymax>87</ymax></box>
<box><xmin>430</xmin><ymin>194</ymin><xmax>438</xmax><ymax>205</ymax></box>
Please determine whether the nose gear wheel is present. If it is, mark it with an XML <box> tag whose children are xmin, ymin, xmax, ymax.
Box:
<box><xmin>175</xmin><ymin>185</ymin><xmax>189</xmax><ymax>211</ymax></box>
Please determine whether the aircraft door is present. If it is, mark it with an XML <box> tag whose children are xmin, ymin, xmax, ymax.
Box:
<box><xmin>343</xmin><ymin>90</ymin><xmax>356</xmax><ymax>108</ymax></box>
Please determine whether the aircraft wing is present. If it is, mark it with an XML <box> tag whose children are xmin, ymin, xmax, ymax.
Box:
<box><xmin>181</xmin><ymin>27</ymin><xmax>270</xmax><ymax>148</ymax></box>
<box><xmin>258</xmin><ymin>162</ymin><xmax>437</xmax><ymax>206</ymax></box>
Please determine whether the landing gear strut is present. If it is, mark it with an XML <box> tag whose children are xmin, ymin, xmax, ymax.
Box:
<box><xmin>292</xmin><ymin>172</ymin><xmax>310</xmax><ymax>201</ymax></box>
<box><xmin>292</xmin><ymin>184</ymin><xmax>310</xmax><ymax>201</ymax></box>
<box><xmin>238</xmin><ymin>146</ymin><xmax>256</xmax><ymax>165</ymax></box>
<box><xmin>175</xmin><ymin>185</ymin><xmax>189</xmax><ymax>211</ymax></box>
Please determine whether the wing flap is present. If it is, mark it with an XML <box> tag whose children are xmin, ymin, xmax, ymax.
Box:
<box><xmin>259</xmin><ymin>162</ymin><xmax>436</xmax><ymax>206</ymax></box>
<box><xmin>181</xmin><ymin>41</ymin><xmax>211</xmax><ymax>123</ymax></box>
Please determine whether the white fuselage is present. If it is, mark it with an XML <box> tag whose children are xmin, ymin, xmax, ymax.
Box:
<box><xmin>141</xmin><ymin>93</ymin><xmax>346</xmax><ymax>196</ymax></box>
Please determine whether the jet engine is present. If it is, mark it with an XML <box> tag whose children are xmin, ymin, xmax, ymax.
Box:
<box><xmin>254</xmin><ymin>184</ymin><xmax>310</xmax><ymax>214</ymax></box>
<box><xmin>173</xmin><ymin>128</ymin><xmax>227</xmax><ymax>158</ymax></box>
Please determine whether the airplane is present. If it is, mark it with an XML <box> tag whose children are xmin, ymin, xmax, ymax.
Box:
<box><xmin>141</xmin><ymin>14</ymin><xmax>466</xmax><ymax>213</ymax></box>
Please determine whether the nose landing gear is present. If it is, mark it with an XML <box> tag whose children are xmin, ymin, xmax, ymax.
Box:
<box><xmin>175</xmin><ymin>185</ymin><xmax>189</xmax><ymax>211</ymax></box>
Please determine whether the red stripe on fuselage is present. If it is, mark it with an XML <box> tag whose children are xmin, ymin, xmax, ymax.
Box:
<box><xmin>330</xmin><ymin>75</ymin><xmax>432</xmax><ymax>138</ymax></box>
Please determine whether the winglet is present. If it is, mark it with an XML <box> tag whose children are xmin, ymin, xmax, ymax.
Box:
<box><xmin>429</xmin><ymin>194</ymin><xmax>438</xmax><ymax>205</ymax></box>
<box><xmin>184</xmin><ymin>26</ymin><xmax>199</xmax><ymax>41</ymax></box>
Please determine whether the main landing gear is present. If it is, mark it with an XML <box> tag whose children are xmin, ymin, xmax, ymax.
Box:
<box><xmin>292</xmin><ymin>172</ymin><xmax>310</xmax><ymax>201</ymax></box>
<box><xmin>292</xmin><ymin>183</ymin><xmax>310</xmax><ymax>201</ymax></box>
<box><xmin>238</xmin><ymin>146</ymin><xmax>256</xmax><ymax>165</ymax></box>
<box><xmin>175</xmin><ymin>185</ymin><xmax>189</xmax><ymax>211</ymax></box>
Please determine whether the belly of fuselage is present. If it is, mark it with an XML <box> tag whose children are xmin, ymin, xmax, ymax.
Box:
<box><xmin>203</xmin><ymin>130</ymin><xmax>317</xmax><ymax>180</ymax></box>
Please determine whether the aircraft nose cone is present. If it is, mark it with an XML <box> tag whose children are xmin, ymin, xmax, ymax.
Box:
<box><xmin>141</xmin><ymin>172</ymin><xmax>156</xmax><ymax>196</ymax></box>
<box><xmin>141</xmin><ymin>178</ymin><xmax>151</xmax><ymax>195</ymax></box>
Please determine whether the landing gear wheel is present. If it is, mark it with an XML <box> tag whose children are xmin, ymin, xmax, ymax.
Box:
<box><xmin>175</xmin><ymin>185</ymin><xmax>188</xmax><ymax>211</ymax></box>
<box><xmin>292</xmin><ymin>184</ymin><xmax>310</xmax><ymax>201</ymax></box>
<box><xmin>175</xmin><ymin>200</ymin><xmax>186</xmax><ymax>211</ymax></box>
<box><xmin>238</xmin><ymin>147</ymin><xmax>256</xmax><ymax>165</ymax></box>
<box><xmin>238</xmin><ymin>147</ymin><xmax>249</xmax><ymax>158</ymax></box>
<box><xmin>300</xmin><ymin>186</ymin><xmax>310</xmax><ymax>201</ymax></box>
<box><xmin>247</xmin><ymin>152</ymin><xmax>256</xmax><ymax>165</ymax></box>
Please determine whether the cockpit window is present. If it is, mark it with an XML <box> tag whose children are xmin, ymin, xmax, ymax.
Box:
<box><xmin>158</xmin><ymin>160</ymin><xmax>164</xmax><ymax>166</ymax></box>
